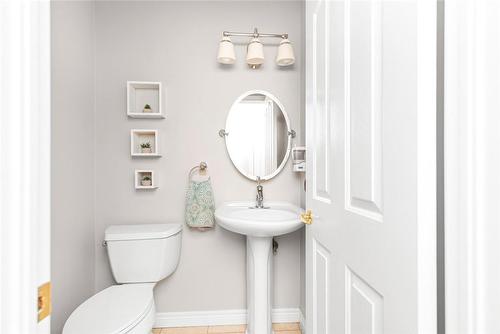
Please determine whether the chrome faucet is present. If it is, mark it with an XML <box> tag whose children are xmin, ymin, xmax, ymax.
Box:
<box><xmin>256</xmin><ymin>177</ymin><xmax>264</xmax><ymax>208</ymax></box>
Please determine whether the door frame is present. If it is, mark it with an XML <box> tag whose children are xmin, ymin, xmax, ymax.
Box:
<box><xmin>444</xmin><ymin>0</ymin><xmax>500</xmax><ymax>333</ymax></box>
<box><xmin>416</xmin><ymin>0</ymin><xmax>438</xmax><ymax>332</ymax></box>
<box><xmin>0</xmin><ymin>1</ymin><xmax>51</xmax><ymax>333</ymax></box>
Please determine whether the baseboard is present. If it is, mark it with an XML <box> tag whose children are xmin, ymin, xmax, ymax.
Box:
<box><xmin>273</xmin><ymin>308</ymin><xmax>303</xmax><ymax>324</ymax></box>
<box><xmin>299</xmin><ymin>310</ymin><xmax>306</xmax><ymax>334</ymax></box>
<box><xmin>155</xmin><ymin>308</ymin><xmax>303</xmax><ymax>328</ymax></box>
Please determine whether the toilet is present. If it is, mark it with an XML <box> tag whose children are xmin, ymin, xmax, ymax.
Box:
<box><xmin>63</xmin><ymin>223</ymin><xmax>182</xmax><ymax>334</ymax></box>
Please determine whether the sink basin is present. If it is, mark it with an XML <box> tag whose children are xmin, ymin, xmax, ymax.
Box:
<box><xmin>215</xmin><ymin>201</ymin><xmax>303</xmax><ymax>237</ymax></box>
<box><xmin>215</xmin><ymin>201</ymin><xmax>304</xmax><ymax>334</ymax></box>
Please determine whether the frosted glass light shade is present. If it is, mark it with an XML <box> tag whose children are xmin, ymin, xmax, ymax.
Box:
<box><xmin>246</xmin><ymin>38</ymin><xmax>265</xmax><ymax>67</ymax></box>
<box><xmin>276</xmin><ymin>39</ymin><xmax>295</xmax><ymax>66</ymax></box>
<box><xmin>217</xmin><ymin>36</ymin><xmax>236</xmax><ymax>64</ymax></box>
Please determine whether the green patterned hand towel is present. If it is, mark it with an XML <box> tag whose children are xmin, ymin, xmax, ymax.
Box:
<box><xmin>185</xmin><ymin>178</ymin><xmax>215</xmax><ymax>229</ymax></box>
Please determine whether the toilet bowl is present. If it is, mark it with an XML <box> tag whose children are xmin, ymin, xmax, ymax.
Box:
<box><xmin>62</xmin><ymin>283</ymin><xmax>155</xmax><ymax>334</ymax></box>
<box><xmin>63</xmin><ymin>223</ymin><xmax>182</xmax><ymax>334</ymax></box>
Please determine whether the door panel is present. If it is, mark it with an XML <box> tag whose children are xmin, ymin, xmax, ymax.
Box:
<box><xmin>311</xmin><ymin>0</ymin><xmax>333</xmax><ymax>203</ymax></box>
<box><xmin>345</xmin><ymin>0</ymin><xmax>383</xmax><ymax>220</ymax></box>
<box><xmin>345</xmin><ymin>268</ymin><xmax>384</xmax><ymax>334</ymax></box>
<box><xmin>305</xmin><ymin>0</ymin><xmax>436</xmax><ymax>333</ymax></box>
<box><xmin>312</xmin><ymin>239</ymin><xmax>331</xmax><ymax>334</ymax></box>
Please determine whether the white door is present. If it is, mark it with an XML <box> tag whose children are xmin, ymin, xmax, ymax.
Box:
<box><xmin>305</xmin><ymin>1</ymin><xmax>437</xmax><ymax>333</ymax></box>
<box><xmin>0</xmin><ymin>1</ymin><xmax>51</xmax><ymax>333</ymax></box>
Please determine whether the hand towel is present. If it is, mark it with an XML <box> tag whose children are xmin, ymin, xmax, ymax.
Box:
<box><xmin>185</xmin><ymin>178</ymin><xmax>215</xmax><ymax>229</ymax></box>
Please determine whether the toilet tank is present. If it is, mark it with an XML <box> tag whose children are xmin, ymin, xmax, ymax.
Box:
<box><xmin>104</xmin><ymin>224</ymin><xmax>182</xmax><ymax>284</ymax></box>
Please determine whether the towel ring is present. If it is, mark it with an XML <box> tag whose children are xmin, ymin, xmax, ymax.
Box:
<box><xmin>189</xmin><ymin>161</ymin><xmax>208</xmax><ymax>181</ymax></box>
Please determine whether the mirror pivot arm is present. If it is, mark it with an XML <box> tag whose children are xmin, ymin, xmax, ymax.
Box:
<box><xmin>219</xmin><ymin>129</ymin><xmax>229</xmax><ymax>137</ymax></box>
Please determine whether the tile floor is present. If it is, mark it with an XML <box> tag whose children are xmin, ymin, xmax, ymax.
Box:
<box><xmin>153</xmin><ymin>322</ymin><xmax>302</xmax><ymax>334</ymax></box>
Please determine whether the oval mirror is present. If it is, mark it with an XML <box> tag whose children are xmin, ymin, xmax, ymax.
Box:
<box><xmin>224</xmin><ymin>90</ymin><xmax>292</xmax><ymax>181</ymax></box>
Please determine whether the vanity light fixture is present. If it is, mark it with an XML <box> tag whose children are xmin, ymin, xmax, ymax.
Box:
<box><xmin>246</xmin><ymin>37</ymin><xmax>265</xmax><ymax>69</ymax></box>
<box><xmin>276</xmin><ymin>38</ymin><xmax>295</xmax><ymax>66</ymax></box>
<box><xmin>217</xmin><ymin>28</ymin><xmax>294</xmax><ymax>69</ymax></box>
<box><xmin>217</xmin><ymin>36</ymin><xmax>236</xmax><ymax>64</ymax></box>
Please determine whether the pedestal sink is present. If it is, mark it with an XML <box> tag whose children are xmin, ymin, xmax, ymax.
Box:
<box><xmin>215</xmin><ymin>201</ymin><xmax>303</xmax><ymax>334</ymax></box>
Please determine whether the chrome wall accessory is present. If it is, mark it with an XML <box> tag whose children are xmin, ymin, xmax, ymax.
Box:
<box><xmin>219</xmin><ymin>128</ymin><xmax>295</xmax><ymax>139</ymax></box>
<box><xmin>189</xmin><ymin>161</ymin><xmax>208</xmax><ymax>180</ymax></box>
<box><xmin>223</xmin><ymin>28</ymin><xmax>288</xmax><ymax>40</ymax></box>
<box><xmin>219</xmin><ymin>129</ymin><xmax>229</xmax><ymax>137</ymax></box>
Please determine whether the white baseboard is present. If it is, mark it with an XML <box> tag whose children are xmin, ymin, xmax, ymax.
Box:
<box><xmin>155</xmin><ymin>308</ymin><xmax>304</xmax><ymax>328</ymax></box>
<box><xmin>299</xmin><ymin>310</ymin><xmax>306</xmax><ymax>334</ymax></box>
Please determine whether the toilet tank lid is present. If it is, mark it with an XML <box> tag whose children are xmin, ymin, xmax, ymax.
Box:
<box><xmin>105</xmin><ymin>223</ymin><xmax>182</xmax><ymax>241</ymax></box>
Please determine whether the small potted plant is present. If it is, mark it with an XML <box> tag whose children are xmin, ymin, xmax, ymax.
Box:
<box><xmin>143</xmin><ymin>104</ymin><xmax>152</xmax><ymax>113</ymax></box>
<box><xmin>141</xmin><ymin>175</ymin><xmax>152</xmax><ymax>187</ymax></box>
<box><xmin>140</xmin><ymin>142</ymin><xmax>152</xmax><ymax>153</ymax></box>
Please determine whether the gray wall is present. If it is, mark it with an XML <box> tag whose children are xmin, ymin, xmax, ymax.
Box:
<box><xmin>93</xmin><ymin>1</ymin><xmax>304</xmax><ymax>313</ymax></box>
<box><xmin>51</xmin><ymin>1</ymin><xmax>96</xmax><ymax>333</ymax></box>
<box><xmin>51</xmin><ymin>1</ymin><xmax>304</xmax><ymax>329</ymax></box>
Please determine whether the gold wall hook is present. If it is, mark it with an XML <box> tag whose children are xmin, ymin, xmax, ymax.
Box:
<box><xmin>300</xmin><ymin>210</ymin><xmax>313</xmax><ymax>225</ymax></box>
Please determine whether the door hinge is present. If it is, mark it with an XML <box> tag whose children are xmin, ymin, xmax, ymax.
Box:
<box><xmin>38</xmin><ymin>281</ymin><xmax>51</xmax><ymax>322</ymax></box>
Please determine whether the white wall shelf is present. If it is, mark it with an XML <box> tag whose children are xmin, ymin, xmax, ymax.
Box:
<box><xmin>135</xmin><ymin>170</ymin><xmax>158</xmax><ymax>189</ymax></box>
<box><xmin>127</xmin><ymin>81</ymin><xmax>164</xmax><ymax>118</ymax></box>
<box><xmin>130</xmin><ymin>129</ymin><xmax>161</xmax><ymax>157</ymax></box>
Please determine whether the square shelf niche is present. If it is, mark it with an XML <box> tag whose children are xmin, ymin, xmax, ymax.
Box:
<box><xmin>127</xmin><ymin>81</ymin><xmax>164</xmax><ymax>118</ymax></box>
<box><xmin>135</xmin><ymin>170</ymin><xmax>158</xmax><ymax>190</ymax></box>
<box><xmin>130</xmin><ymin>129</ymin><xmax>160</xmax><ymax>157</ymax></box>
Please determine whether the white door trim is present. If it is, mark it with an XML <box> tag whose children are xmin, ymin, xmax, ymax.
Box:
<box><xmin>417</xmin><ymin>0</ymin><xmax>437</xmax><ymax>332</ymax></box>
<box><xmin>444</xmin><ymin>0</ymin><xmax>500</xmax><ymax>333</ymax></box>
<box><xmin>443</xmin><ymin>2</ymin><xmax>477</xmax><ymax>332</ymax></box>
<box><xmin>0</xmin><ymin>1</ymin><xmax>51</xmax><ymax>333</ymax></box>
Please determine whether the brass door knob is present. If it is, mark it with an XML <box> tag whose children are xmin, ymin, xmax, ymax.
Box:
<box><xmin>300</xmin><ymin>210</ymin><xmax>313</xmax><ymax>225</ymax></box>
<box><xmin>38</xmin><ymin>282</ymin><xmax>51</xmax><ymax>322</ymax></box>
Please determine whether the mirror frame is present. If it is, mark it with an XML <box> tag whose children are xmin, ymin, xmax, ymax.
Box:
<box><xmin>224</xmin><ymin>90</ymin><xmax>293</xmax><ymax>181</ymax></box>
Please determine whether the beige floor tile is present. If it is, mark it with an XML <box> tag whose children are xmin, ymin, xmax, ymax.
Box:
<box><xmin>163</xmin><ymin>326</ymin><xmax>208</xmax><ymax>334</ymax></box>
<box><xmin>157</xmin><ymin>322</ymin><xmax>301</xmax><ymax>334</ymax></box>
<box><xmin>273</xmin><ymin>322</ymin><xmax>300</xmax><ymax>331</ymax></box>
<box><xmin>207</xmin><ymin>324</ymin><xmax>246</xmax><ymax>333</ymax></box>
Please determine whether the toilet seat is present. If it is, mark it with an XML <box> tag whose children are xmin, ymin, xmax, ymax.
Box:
<box><xmin>62</xmin><ymin>283</ymin><xmax>154</xmax><ymax>334</ymax></box>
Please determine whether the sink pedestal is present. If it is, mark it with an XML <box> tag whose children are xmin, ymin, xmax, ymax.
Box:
<box><xmin>214</xmin><ymin>202</ymin><xmax>304</xmax><ymax>334</ymax></box>
<box><xmin>246</xmin><ymin>236</ymin><xmax>274</xmax><ymax>334</ymax></box>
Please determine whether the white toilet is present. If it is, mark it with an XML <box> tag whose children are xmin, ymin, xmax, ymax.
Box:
<box><xmin>63</xmin><ymin>223</ymin><xmax>182</xmax><ymax>334</ymax></box>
